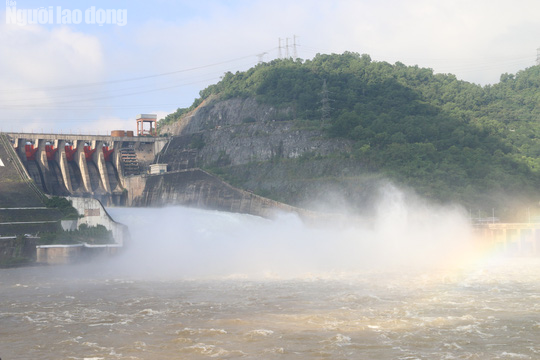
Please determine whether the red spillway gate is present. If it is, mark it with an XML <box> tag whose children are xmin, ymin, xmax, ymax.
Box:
<box><xmin>65</xmin><ymin>145</ymin><xmax>77</xmax><ymax>162</ymax></box>
<box><xmin>25</xmin><ymin>144</ymin><xmax>38</xmax><ymax>161</ymax></box>
<box><xmin>45</xmin><ymin>144</ymin><xmax>57</xmax><ymax>161</ymax></box>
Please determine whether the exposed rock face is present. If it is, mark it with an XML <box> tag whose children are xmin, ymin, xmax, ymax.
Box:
<box><xmin>163</xmin><ymin>97</ymin><xmax>281</xmax><ymax>135</ymax></box>
<box><xmin>126</xmin><ymin>97</ymin><xmax>359</xmax><ymax>218</ymax></box>
<box><xmin>160</xmin><ymin>97</ymin><xmax>352</xmax><ymax>169</ymax></box>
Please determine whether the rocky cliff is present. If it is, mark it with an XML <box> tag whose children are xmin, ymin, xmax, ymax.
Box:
<box><xmin>160</xmin><ymin>97</ymin><xmax>352</xmax><ymax>168</ymax></box>
<box><xmin>132</xmin><ymin>96</ymin><xmax>356</xmax><ymax>217</ymax></box>
<box><xmin>157</xmin><ymin>97</ymin><xmax>382</xmax><ymax>214</ymax></box>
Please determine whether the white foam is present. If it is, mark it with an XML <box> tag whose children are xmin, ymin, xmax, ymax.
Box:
<box><xmin>246</xmin><ymin>329</ymin><xmax>274</xmax><ymax>337</ymax></box>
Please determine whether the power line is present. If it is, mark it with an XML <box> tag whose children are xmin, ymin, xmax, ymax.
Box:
<box><xmin>0</xmin><ymin>53</ymin><xmax>269</xmax><ymax>108</ymax></box>
<box><xmin>0</xmin><ymin>76</ymin><xmax>223</xmax><ymax>109</ymax></box>
<box><xmin>1</xmin><ymin>72</ymin><xmax>225</xmax><ymax>104</ymax></box>
<box><xmin>0</xmin><ymin>51</ymin><xmax>275</xmax><ymax>93</ymax></box>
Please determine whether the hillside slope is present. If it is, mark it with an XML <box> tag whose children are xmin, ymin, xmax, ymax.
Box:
<box><xmin>158</xmin><ymin>53</ymin><xmax>540</xmax><ymax>221</ymax></box>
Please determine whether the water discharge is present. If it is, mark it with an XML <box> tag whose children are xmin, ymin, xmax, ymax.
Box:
<box><xmin>2</xmin><ymin>185</ymin><xmax>539</xmax><ymax>359</ymax></box>
<box><xmin>106</xmin><ymin>183</ymin><xmax>477</xmax><ymax>279</ymax></box>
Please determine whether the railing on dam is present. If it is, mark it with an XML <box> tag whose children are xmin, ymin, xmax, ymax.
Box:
<box><xmin>2</xmin><ymin>132</ymin><xmax>168</xmax><ymax>206</ymax></box>
<box><xmin>4</xmin><ymin>132</ymin><xmax>161</xmax><ymax>143</ymax></box>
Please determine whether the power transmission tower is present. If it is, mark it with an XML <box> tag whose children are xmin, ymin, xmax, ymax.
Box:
<box><xmin>321</xmin><ymin>79</ymin><xmax>331</xmax><ymax>126</ymax></box>
<box><xmin>257</xmin><ymin>52</ymin><xmax>267</xmax><ymax>64</ymax></box>
<box><xmin>278</xmin><ymin>36</ymin><xmax>299</xmax><ymax>59</ymax></box>
<box><xmin>537</xmin><ymin>48</ymin><xmax>540</xmax><ymax>66</ymax></box>
<box><xmin>293</xmin><ymin>35</ymin><xmax>299</xmax><ymax>60</ymax></box>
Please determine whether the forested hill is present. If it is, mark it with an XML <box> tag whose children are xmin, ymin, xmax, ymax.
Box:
<box><xmin>160</xmin><ymin>52</ymin><xmax>540</xmax><ymax>220</ymax></box>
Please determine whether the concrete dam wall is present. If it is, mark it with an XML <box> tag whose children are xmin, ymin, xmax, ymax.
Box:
<box><xmin>1</xmin><ymin>132</ymin><xmax>128</xmax><ymax>267</ymax></box>
<box><xmin>4</xmin><ymin>132</ymin><xmax>167</xmax><ymax>206</ymax></box>
<box><xmin>0</xmin><ymin>133</ymin><xmax>64</xmax><ymax>237</ymax></box>
<box><xmin>2</xmin><ymin>131</ymin><xmax>315</xmax><ymax>219</ymax></box>
<box><xmin>124</xmin><ymin>168</ymin><xmax>305</xmax><ymax>218</ymax></box>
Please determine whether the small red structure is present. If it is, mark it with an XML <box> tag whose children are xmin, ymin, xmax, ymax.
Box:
<box><xmin>102</xmin><ymin>145</ymin><xmax>114</xmax><ymax>162</ymax></box>
<box><xmin>136</xmin><ymin>114</ymin><xmax>157</xmax><ymax>137</ymax></box>
<box><xmin>84</xmin><ymin>144</ymin><xmax>96</xmax><ymax>161</ymax></box>
<box><xmin>25</xmin><ymin>143</ymin><xmax>38</xmax><ymax>161</ymax></box>
<box><xmin>45</xmin><ymin>144</ymin><xmax>58</xmax><ymax>161</ymax></box>
<box><xmin>65</xmin><ymin>145</ymin><xmax>77</xmax><ymax>162</ymax></box>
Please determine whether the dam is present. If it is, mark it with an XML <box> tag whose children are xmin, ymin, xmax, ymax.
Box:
<box><xmin>3</xmin><ymin>125</ymin><xmax>168</xmax><ymax>206</ymax></box>
<box><xmin>1</xmin><ymin>114</ymin><xmax>308</xmax><ymax>218</ymax></box>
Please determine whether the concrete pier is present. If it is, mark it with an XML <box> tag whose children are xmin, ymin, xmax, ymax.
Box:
<box><xmin>36</xmin><ymin>243</ymin><xmax>122</xmax><ymax>265</ymax></box>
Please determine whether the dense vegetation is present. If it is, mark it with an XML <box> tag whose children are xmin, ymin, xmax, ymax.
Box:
<box><xmin>44</xmin><ymin>196</ymin><xmax>79</xmax><ymax>220</ymax></box>
<box><xmin>160</xmin><ymin>52</ymin><xmax>540</xmax><ymax>219</ymax></box>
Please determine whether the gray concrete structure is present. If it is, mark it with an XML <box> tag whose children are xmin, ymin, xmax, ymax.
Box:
<box><xmin>4</xmin><ymin>132</ymin><xmax>168</xmax><ymax>205</ymax></box>
<box><xmin>474</xmin><ymin>223</ymin><xmax>540</xmax><ymax>256</ymax></box>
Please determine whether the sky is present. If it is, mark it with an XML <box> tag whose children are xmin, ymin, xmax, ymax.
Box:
<box><xmin>0</xmin><ymin>0</ymin><xmax>539</xmax><ymax>134</ymax></box>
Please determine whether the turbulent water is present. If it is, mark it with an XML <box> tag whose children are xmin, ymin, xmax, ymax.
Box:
<box><xmin>2</xmin><ymin>198</ymin><xmax>540</xmax><ymax>359</ymax></box>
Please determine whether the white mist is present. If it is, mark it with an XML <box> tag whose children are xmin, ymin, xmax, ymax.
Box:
<box><xmin>105</xmin><ymin>184</ymin><xmax>476</xmax><ymax>279</ymax></box>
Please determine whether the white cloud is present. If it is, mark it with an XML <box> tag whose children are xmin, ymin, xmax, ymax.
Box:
<box><xmin>0</xmin><ymin>19</ymin><xmax>105</xmax><ymax>131</ymax></box>
<box><xmin>0</xmin><ymin>22</ymin><xmax>103</xmax><ymax>87</ymax></box>
<box><xmin>319</xmin><ymin>0</ymin><xmax>540</xmax><ymax>83</ymax></box>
